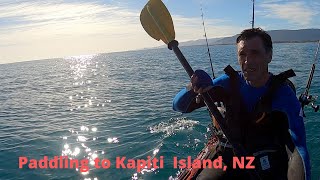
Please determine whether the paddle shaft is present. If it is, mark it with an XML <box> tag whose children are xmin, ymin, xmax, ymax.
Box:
<box><xmin>168</xmin><ymin>40</ymin><xmax>194</xmax><ymax>77</ymax></box>
<box><xmin>168</xmin><ymin>40</ymin><xmax>233</xmax><ymax>146</ymax></box>
<box><xmin>168</xmin><ymin>40</ymin><xmax>261</xmax><ymax>179</ymax></box>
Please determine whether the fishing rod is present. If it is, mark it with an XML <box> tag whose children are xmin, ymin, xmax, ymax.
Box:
<box><xmin>199</xmin><ymin>4</ymin><xmax>224</xmax><ymax>115</ymax></box>
<box><xmin>200</xmin><ymin>4</ymin><xmax>215</xmax><ymax>78</ymax></box>
<box><xmin>299</xmin><ymin>40</ymin><xmax>320</xmax><ymax>116</ymax></box>
<box><xmin>250</xmin><ymin>0</ymin><xmax>255</xmax><ymax>28</ymax></box>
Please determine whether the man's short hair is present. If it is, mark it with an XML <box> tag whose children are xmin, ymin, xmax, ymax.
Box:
<box><xmin>236</xmin><ymin>28</ymin><xmax>273</xmax><ymax>53</ymax></box>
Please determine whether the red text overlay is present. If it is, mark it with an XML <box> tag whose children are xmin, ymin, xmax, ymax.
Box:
<box><xmin>19</xmin><ymin>156</ymin><xmax>255</xmax><ymax>172</ymax></box>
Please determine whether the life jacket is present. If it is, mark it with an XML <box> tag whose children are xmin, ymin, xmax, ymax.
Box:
<box><xmin>214</xmin><ymin>65</ymin><xmax>298</xmax><ymax>179</ymax></box>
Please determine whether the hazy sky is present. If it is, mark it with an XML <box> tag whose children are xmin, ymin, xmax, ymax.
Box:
<box><xmin>0</xmin><ymin>0</ymin><xmax>319</xmax><ymax>64</ymax></box>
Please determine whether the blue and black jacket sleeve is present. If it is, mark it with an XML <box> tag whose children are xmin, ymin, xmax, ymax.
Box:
<box><xmin>172</xmin><ymin>74</ymin><xmax>230</xmax><ymax>113</ymax></box>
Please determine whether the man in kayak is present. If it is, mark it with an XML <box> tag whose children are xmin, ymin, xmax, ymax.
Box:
<box><xmin>173</xmin><ymin>28</ymin><xmax>310</xmax><ymax>180</ymax></box>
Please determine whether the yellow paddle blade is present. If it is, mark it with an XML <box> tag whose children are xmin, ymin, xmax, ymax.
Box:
<box><xmin>140</xmin><ymin>0</ymin><xmax>175</xmax><ymax>44</ymax></box>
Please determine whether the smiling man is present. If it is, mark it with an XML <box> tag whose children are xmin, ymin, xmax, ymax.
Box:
<box><xmin>173</xmin><ymin>28</ymin><xmax>310</xmax><ymax>179</ymax></box>
<box><xmin>237</xmin><ymin>30</ymin><xmax>272</xmax><ymax>88</ymax></box>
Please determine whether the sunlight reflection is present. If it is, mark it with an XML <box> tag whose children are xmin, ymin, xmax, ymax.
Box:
<box><xmin>107</xmin><ymin>137</ymin><xmax>119</xmax><ymax>143</ymax></box>
<box><xmin>90</xmin><ymin>160</ymin><xmax>95</xmax><ymax>166</ymax></box>
<box><xmin>91</xmin><ymin>153</ymin><xmax>98</xmax><ymax>159</ymax></box>
<box><xmin>81</xmin><ymin>126</ymin><xmax>89</xmax><ymax>131</ymax></box>
<box><xmin>65</xmin><ymin>54</ymin><xmax>107</xmax><ymax>114</ymax></box>
<box><xmin>83</xmin><ymin>178</ymin><xmax>98</xmax><ymax>180</ymax></box>
<box><xmin>81</xmin><ymin>143</ymin><xmax>87</xmax><ymax>148</ymax></box>
<box><xmin>62</xmin><ymin>125</ymin><xmax>106</xmax><ymax>178</ymax></box>
<box><xmin>73</xmin><ymin>147</ymin><xmax>81</xmax><ymax>156</ymax></box>
<box><xmin>81</xmin><ymin>171</ymin><xmax>89</xmax><ymax>176</ymax></box>
<box><xmin>153</xmin><ymin>149</ymin><xmax>159</xmax><ymax>155</ymax></box>
<box><xmin>77</xmin><ymin>136</ymin><xmax>88</xmax><ymax>142</ymax></box>
<box><xmin>63</xmin><ymin>54</ymin><xmax>109</xmax><ymax>178</ymax></box>
<box><xmin>64</xmin><ymin>144</ymin><xmax>69</xmax><ymax>149</ymax></box>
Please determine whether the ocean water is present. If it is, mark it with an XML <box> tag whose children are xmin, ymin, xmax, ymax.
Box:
<box><xmin>0</xmin><ymin>43</ymin><xmax>319</xmax><ymax>180</ymax></box>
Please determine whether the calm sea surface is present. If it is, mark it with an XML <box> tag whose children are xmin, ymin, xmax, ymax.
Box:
<box><xmin>0</xmin><ymin>43</ymin><xmax>319</xmax><ymax>180</ymax></box>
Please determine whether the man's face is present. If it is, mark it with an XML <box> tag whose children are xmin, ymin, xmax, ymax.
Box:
<box><xmin>237</xmin><ymin>36</ymin><xmax>272</xmax><ymax>85</ymax></box>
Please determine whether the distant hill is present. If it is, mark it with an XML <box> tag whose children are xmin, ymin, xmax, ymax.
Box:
<box><xmin>178</xmin><ymin>29</ymin><xmax>320</xmax><ymax>46</ymax></box>
<box><xmin>178</xmin><ymin>37</ymin><xmax>223</xmax><ymax>46</ymax></box>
